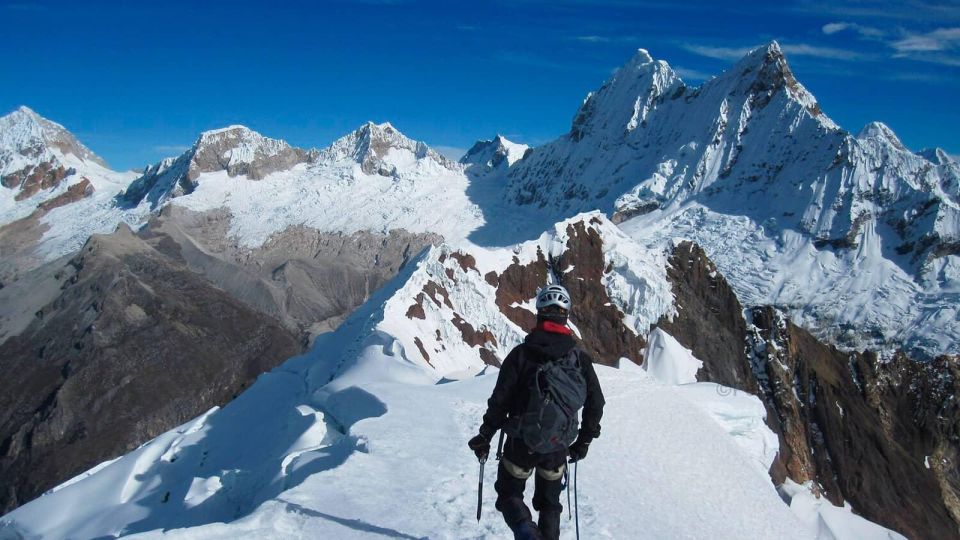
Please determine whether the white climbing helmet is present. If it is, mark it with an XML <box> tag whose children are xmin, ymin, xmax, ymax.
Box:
<box><xmin>536</xmin><ymin>284</ymin><xmax>572</xmax><ymax>312</ymax></box>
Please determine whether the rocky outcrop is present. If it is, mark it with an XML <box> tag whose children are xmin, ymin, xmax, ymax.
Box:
<box><xmin>36</xmin><ymin>178</ymin><xmax>93</xmax><ymax>212</ymax></box>
<box><xmin>4</xmin><ymin>161</ymin><xmax>74</xmax><ymax>201</ymax></box>
<box><xmin>0</xmin><ymin>224</ymin><xmax>303</xmax><ymax>514</ymax></box>
<box><xmin>656</xmin><ymin>241</ymin><xmax>757</xmax><ymax>391</ymax></box>
<box><xmin>484</xmin><ymin>218</ymin><xmax>647</xmax><ymax>366</ymax></box>
<box><xmin>188</xmin><ymin>126</ymin><xmax>313</xmax><ymax>181</ymax></box>
<box><xmin>747</xmin><ymin>307</ymin><xmax>959</xmax><ymax>540</ymax></box>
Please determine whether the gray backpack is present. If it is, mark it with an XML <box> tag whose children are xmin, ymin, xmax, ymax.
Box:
<box><xmin>507</xmin><ymin>348</ymin><xmax>588</xmax><ymax>453</ymax></box>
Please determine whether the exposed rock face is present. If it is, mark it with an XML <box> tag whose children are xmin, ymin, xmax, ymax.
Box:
<box><xmin>188</xmin><ymin>126</ymin><xmax>313</xmax><ymax>181</ymax></box>
<box><xmin>36</xmin><ymin>178</ymin><xmax>93</xmax><ymax>212</ymax></box>
<box><xmin>656</xmin><ymin>241</ymin><xmax>757</xmax><ymax>391</ymax></box>
<box><xmin>0</xmin><ymin>224</ymin><xmax>303</xmax><ymax>514</ymax></box>
<box><xmin>6</xmin><ymin>161</ymin><xmax>74</xmax><ymax>201</ymax></box>
<box><xmin>658</xmin><ymin>239</ymin><xmax>959</xmax><ymax>539</ymax></box>
<box><xmin>747</xmin><ymin>307</ymin><xmax>959</xmax><ymax>540</ymax></box>
<box><xmin>483</xmin><ymin>219</ymin><xmax>647</xmax><ymax>366</ymax></box>
<box><xmin>0</xmin><ymin>212</ymin><xmax>50</xmax><ymax>284</ymax></box>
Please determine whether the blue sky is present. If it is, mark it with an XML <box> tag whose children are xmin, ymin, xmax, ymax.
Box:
<box><xmin>1</xmin><ymin>0</ymin><xmax>957</xmax><ymax>170</ymax></box>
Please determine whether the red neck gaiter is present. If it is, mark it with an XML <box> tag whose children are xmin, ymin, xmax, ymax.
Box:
<box><xmin>533</xmin><ymin>320</ymin><xmax>573</xmax><ymax>335</ymax></box>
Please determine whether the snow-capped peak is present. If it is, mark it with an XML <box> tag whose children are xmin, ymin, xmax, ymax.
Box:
<box><xmin>569</xmin><ymin>47</ymin><xmax>681</xmax><ymax>141</ymax></box>
<box><xmin>734</xmin><ymin>40</ymin><xmax>785</xmax><ymax>70</ymax></box>
<box><xmin>460</xmin><ymin>134</ymin><xmax>530</xmax><ymax>174</ymax></box>
<box><xmin>188</xmin><ymin>124</ymin><xmax>309</xmax><ymax>179</ymax></box>
<box><xmin>319</xmin><ymin>121</ymin><xmax>460</xmax><ymax>176</ymax></box>
<box><xmin>625</xmin><ymin>48</ymin><xmax>655</xmax><ymax>68</ymax></box>
<box><xmin>117</xmin><ymin>125</ymin><xmax>313</xmax><ymax>209</ymax></box>
<box><xmin>0</xmin><ymin>106</ymin><xmax>107</xmax><ymax>180</ymax></box>
<box><xmin>857</xmin><ymin>121</ymin><xmax>908</xmax><ymax>152</ymax></box>
<box><xmin>716</xmin><ymin>41</ymin><xmax>829</xmax><ymax>123</ymax></box>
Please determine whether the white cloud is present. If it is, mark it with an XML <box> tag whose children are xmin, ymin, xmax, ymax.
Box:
<box><xmin>822</xmin><ymin>22</ymin><xmax>851</xmax><ymax>35</ymax></box>
<box><xmin>892</xmin><ymin>27</ymin><xmax>960</xmax><ymax>52</ymax></box>
<box><xmin>780</xmin><ymin>43</ymin><xmax>867</xmax><ymax>60</ymax></box>
<box><xmin>681</xmin><ymin>44</ymin><xmax>756</xmax><ymax>61</ymax></box>
<box><xmin>575</xmin><ymin>35</ymin><xmax>611</xmax><ymax>43</ymax></box>
<box><xmin>821</xmin><ymin>21</ymin><xmax>885</xmax><ymax>38</ymax></box>
<box><xmin>682</xmin><ymin>42</ymin><xmax>866</xmax><ymax>62</ymax></box>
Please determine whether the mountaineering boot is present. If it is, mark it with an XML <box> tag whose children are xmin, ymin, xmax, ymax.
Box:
<box><xmin>537</xmin><ymin>510</ymin><xmax>561</xmax><ymax>540</ymax></box>
<box><xmin>511</xmin><ymin>519</ymin><xmax>544</xmax><ymax>540</ymax></box>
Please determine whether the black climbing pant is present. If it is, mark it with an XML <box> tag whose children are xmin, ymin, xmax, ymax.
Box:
<box><xmin>494</xmin><ymin>437</ymin><xmax>566</xmax><ymax>540</ymax></box>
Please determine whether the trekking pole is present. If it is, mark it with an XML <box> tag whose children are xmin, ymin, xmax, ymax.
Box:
<box><xmin>574</xmin><ymin>460</ymin><xmax>580</xmax><ymax>540</ymax></box>
<box><xmin>564</xmin><ymin>466</ymin><xmax>572</xmax><ymax>521</ymax></box>
<box><xmin>477</xmin><ymin>456</ymin><xmax>486</xmax><ymax>522</ymax></box>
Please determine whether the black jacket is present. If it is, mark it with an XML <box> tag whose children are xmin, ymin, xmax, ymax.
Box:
<box><xmin>480</xmin><ymin>328</ymin><xmax>605</xmax><ymax>443</ymax></box>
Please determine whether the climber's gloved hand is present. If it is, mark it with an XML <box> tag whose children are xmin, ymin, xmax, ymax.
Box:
<box><xmin>468</xmin><ymin>432</ymin><xmax>492</xmax><ymax>461</ymax></box>
<box><xmin>568</xmin><ymin>436</ymin><xmax>592</xmax><ymax>462</ymax></box>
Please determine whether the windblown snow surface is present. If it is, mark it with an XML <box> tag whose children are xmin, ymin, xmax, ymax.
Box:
<box><xmin>0</xmin><ymin>223</ymin><xmax>904</xmax><ymax>540</ymax></box>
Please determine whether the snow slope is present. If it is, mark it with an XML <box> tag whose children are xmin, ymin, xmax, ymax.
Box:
<box><xmin>0</xmin><ymin>360</ymin><xmax>811</xmax><ymax>539</ymax></box>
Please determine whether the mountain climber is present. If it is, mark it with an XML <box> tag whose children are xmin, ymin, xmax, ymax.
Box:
<box><xmin>468</xmin><ymin>285</ymin><xmax>605</xmax><ymax>540</ymax></box>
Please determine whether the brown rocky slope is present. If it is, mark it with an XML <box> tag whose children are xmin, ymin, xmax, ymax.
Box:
<box><xmin>0</xmin><ymin>224</ymin><xmax>303</xmax><ymax>513</ymax></box>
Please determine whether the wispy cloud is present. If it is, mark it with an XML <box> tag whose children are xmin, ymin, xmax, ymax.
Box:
<box><xmin>789</xmin><ymin>1</ymin><xmax>960</xmax><ymax>24</ymax></box>
<box><xmin>780</xmin><ymin>43</ymin><xmax>868</xmax><ymax>60</ymax></box>
<box><xmin>884</xmin><ymin>70</ymin><xmax>959</xmax><ymax>83</ymax></box>
<box><xmin>892</xmin><ymin>27</ymin><xmax>960</xmax><ymax>53</ymax></box>
<box><xmin>821</xmin><ymin>21</ymin><xmax>885</xmax><ymax>39</ymax></box>
<box><xmin>888</xmin><ymin>27</ymin><xmax>960</xmax><ymax>66</ymax></box>
<box><xmin>575</xmin><ymin>35</ymin><xmax>611</xmax><ymax>43</ymax></box>
<box><xmin>681</xmin><ymin>44</ymin><xmax>756</xmax><ymax>61</ymax></box>
<box><xmin>153</xmin><ymin>145</ymin><xmax>190</xmax><ymax>155</ymax></box>
<box><xmin>673</xmin><ymin>66</ymin><xmax>713</xmax><ymax>81</ymax></box>
<box><xmin>682</xmin><ymin>42</ymin><xmax>866</xmax><ymax>62</ymax></box>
